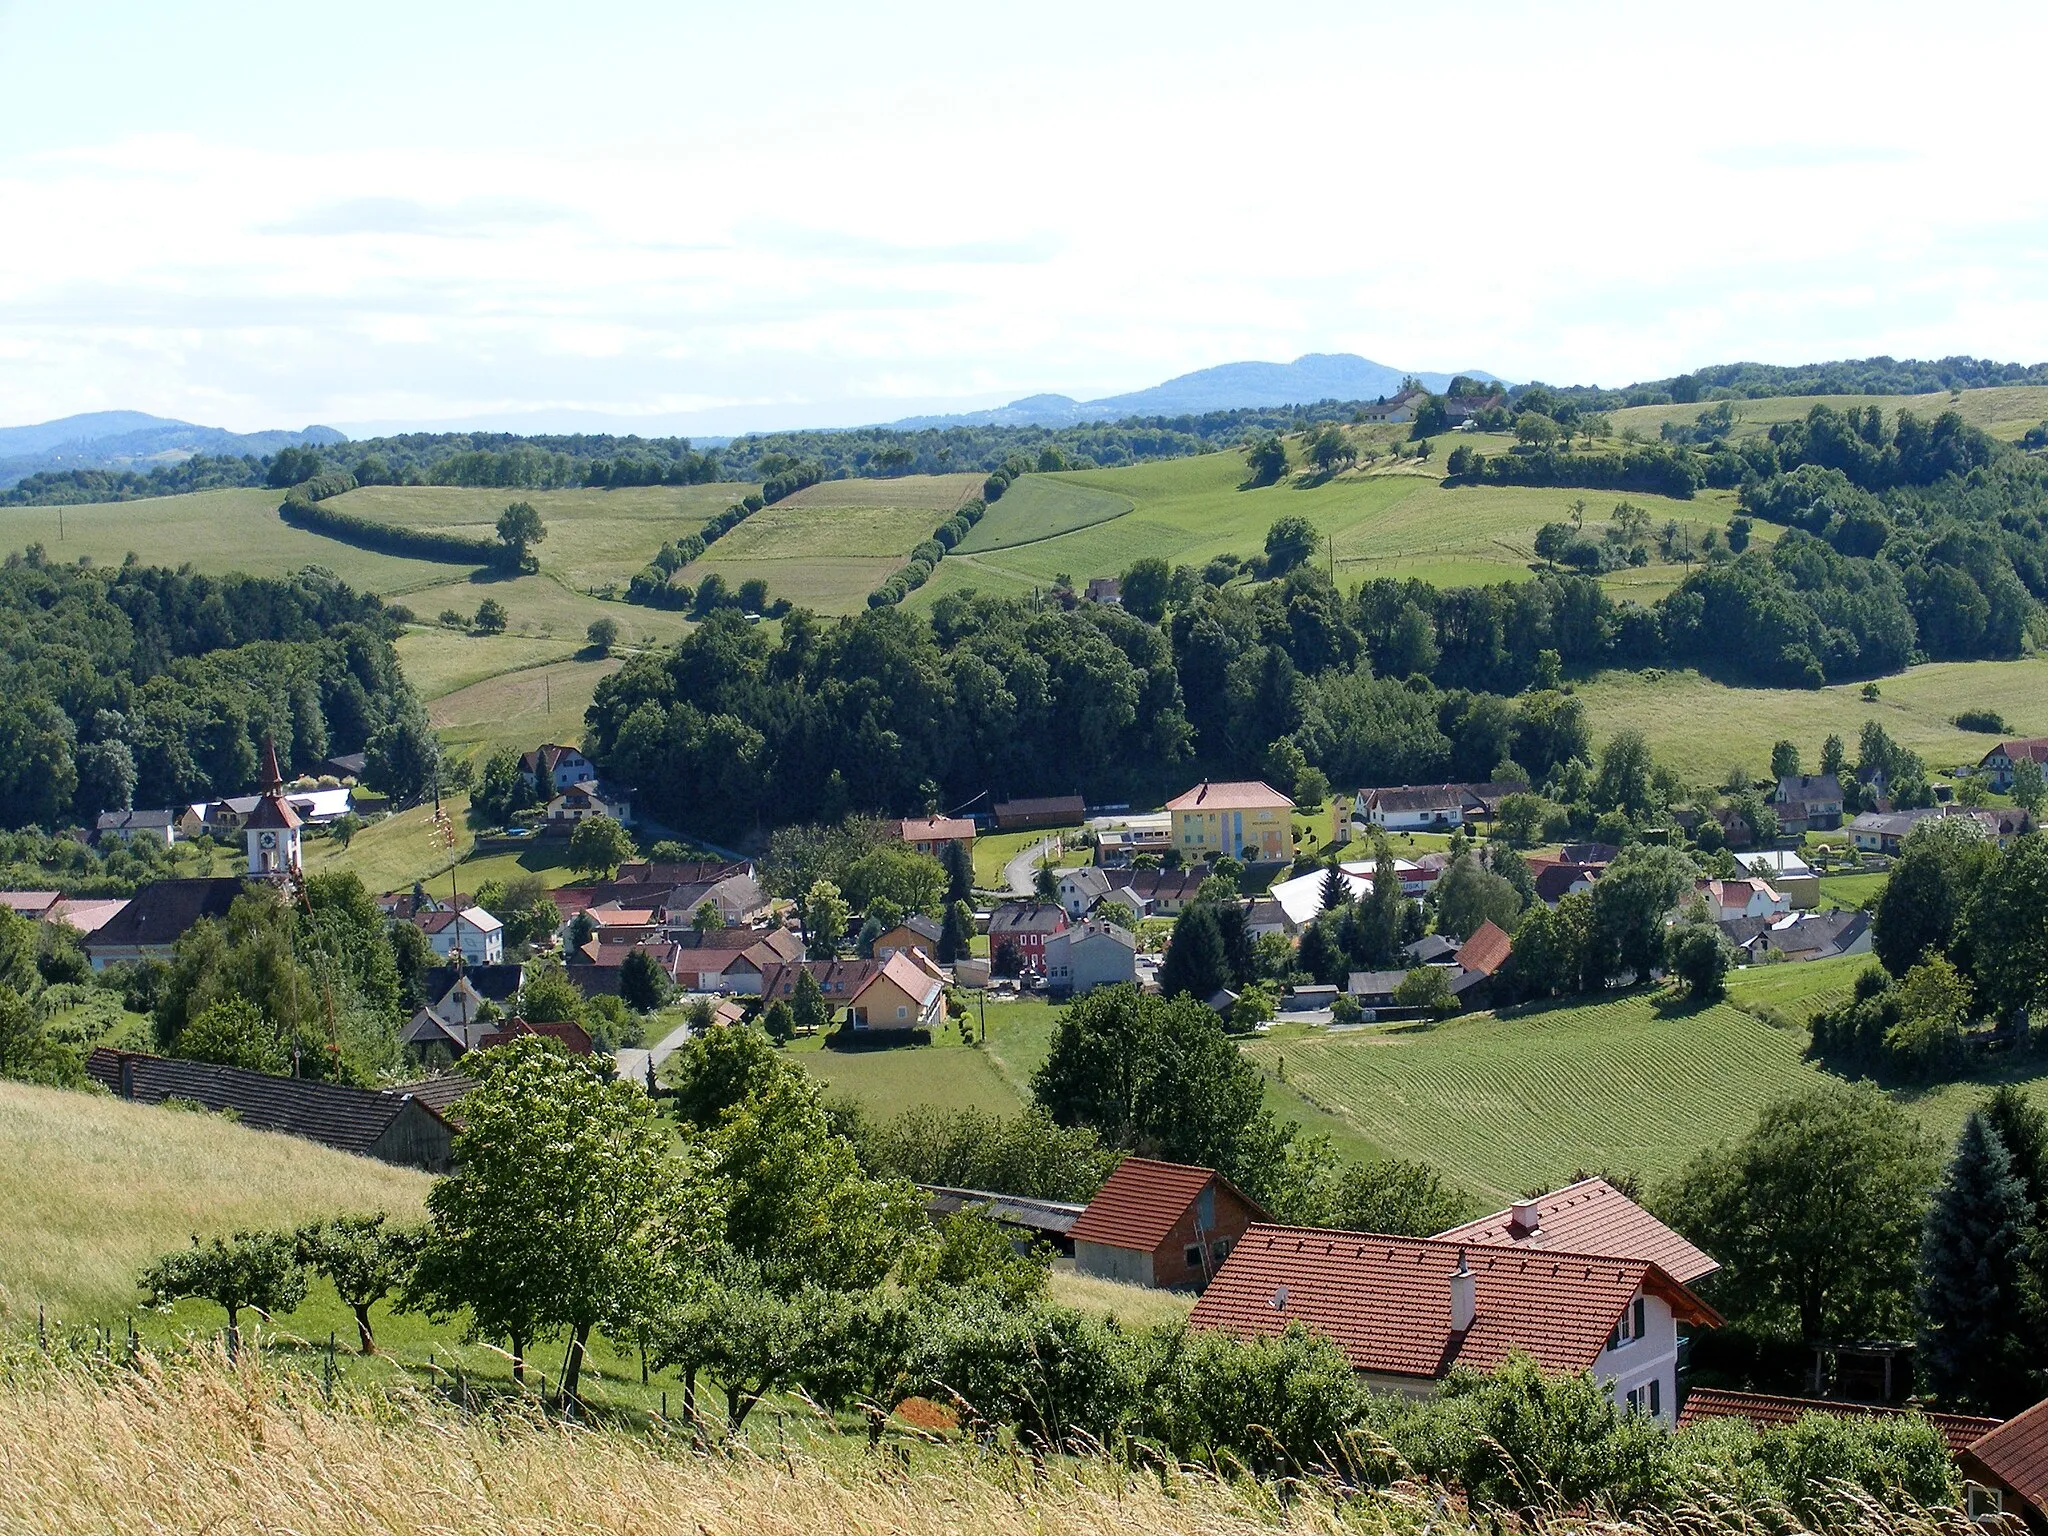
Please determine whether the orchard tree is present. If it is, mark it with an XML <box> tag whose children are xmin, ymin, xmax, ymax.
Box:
<box><xmin>294</xmin><ymin>1213</ymin><xmax>422</xmax><ymax>1354</ymax></box>
<box><xmin>664</xmin><ymin>1020</ymin><xmax>791</xmax><ymax>1130</ymax></box>
<box><xmin>2012</xmin><ymin>756</ymin><xmax>2046</xmax><ymax>815</ymax></box>
<box><xmin>408</xmin><ymin>1036</ymin><xmax>710</xmax><ymax>1400</ymax></box>
<box><xmin>142</xmin><ymin>1230</ymin><xmax>307</xmax><ymax>1353</ymax></box>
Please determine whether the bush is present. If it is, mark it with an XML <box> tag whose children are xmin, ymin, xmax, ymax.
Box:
<box><xmin>1954</xmin><ymin>708</ymin><xmax>2008</xmax><ymax>733</ymax></box>
<box><xmin>282</xmin><ymin>483</ymin><xmax>502</xmax><ymax>565</ymax></box>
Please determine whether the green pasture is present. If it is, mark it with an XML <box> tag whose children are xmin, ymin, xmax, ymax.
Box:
<box><xmin>1722</xmin><ymin>953</ymin><xmax>1869</xmax><ymax>1028</ymax></box>
<box><xmin>426</xmin><ymin>653</ymin><xmax>622</xmax><ymax>762</ymax></box>
<box><xmin>0</xmin><ymin>488</ymin><xmax>460</xmax><ymax>595</ymax></box>
<box><xmin>1576</xmin><ymin>658</ymin><xmax>2048</xmax><ymax>785</ymax></box>
<box><xmin>304</xmin><ymin>792</ymin><xmax>473</xmax><ymax>894</ymax></box>
<box><xmin>1244</xmin><ymin>995</ymin><xmax>1834</xmax><ymax>1202</ymax></box>
<box><xmin>954</xmin><ymin>478</ymin><xmax>1134</xmax><ymax>553</ymax></box>
<box><xmin>777</xmin><ymin>472</ymin><xmax>985</xmax><ymax>512</ymax></box>
<box><xmin>1610</xmin><ymin>384</ymin><xmax>2048</xmax><ymax>444</ymax></box>
<box><xmin>397</xmin><ymin>572</ymin><xmax>691</xmax><ymax>649</ymax></box>
<box><xmin>322</xmin><ymin>482</ymin><xmax>747</xmax><ymax>593</ymax></box>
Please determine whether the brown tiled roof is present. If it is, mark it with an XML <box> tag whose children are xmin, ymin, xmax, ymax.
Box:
<box><xmin>1190</xmin><ymin>1224</ymin><xmax>1718</xmax><ymax>1381</ymax></box>
<box><xmin>1679</xmin><ymin>1389</ymin><xmax>2000</xmax><ymax>1459</ymax></box>
<box><xmin>757</xmin><ymin>958</ymin><xmax>883</xmax><ymax>1001</ymax></box>
<box><xmin>1964</xmin><ymin>1394</ymin><xmax>2048</xmax><ymax>1513</ymax></box>
<box><xmin>1069</xmin><ymin>1157</ymin><xmax>1241</xmax><ymax>1253</ymax></box>
<box><xmin>1435</xmin><ymin>1177</ymin><xmax>1719</xmax><ymax>1285</ymax></box>
<box><xmin>496</xmin><ymin>1016</ymin><xmax>594</xmax><ymax>1055</ymax></box>
<box><xmin>1456</xmin><ymin>920</ymin><xmax>1513</xmax><ymax>978</ymax></box>
<box><xmin>1166</xmin><ymin>780</ymin><xmax>1293</xmax><ymax>811</ymax></box>
<box><xmin>900</xmin><ymin>816</ymin><xmax>975</xmax><ymax>842</ymax></box>
<box><xmin>614</xmin><ymin>859</ymin><xmax>750</xmax><ymax>885</ymax></box>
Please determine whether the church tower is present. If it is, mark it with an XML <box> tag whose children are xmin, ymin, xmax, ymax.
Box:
<box><xmin>244</xmin><ymin>736</ymin><xmax>303</xmax><ymax>881</ymax></box>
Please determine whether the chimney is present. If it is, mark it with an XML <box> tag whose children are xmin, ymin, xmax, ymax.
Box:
<box><xmin>1450</xmin><ymin>1249</ymin><xmax>1476</xmax><ymax>1333</ymax></box>
<box><xmin>1508</xmin><ymin>1198</ymin><xmax>1542</xmax><ymax>1235</ymax></box>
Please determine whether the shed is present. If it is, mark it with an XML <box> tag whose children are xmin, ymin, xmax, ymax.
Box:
<box><xmin>1069</xmin><ymin>1157</ymin><xmax>1267</xmax><ymax>1290</ymax></box>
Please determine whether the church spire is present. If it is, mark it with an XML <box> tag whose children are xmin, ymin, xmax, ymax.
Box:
<box><xmin>260</xmin><ymin>734</ymin><xmax>285</xmax><ymax>795</ymax></box>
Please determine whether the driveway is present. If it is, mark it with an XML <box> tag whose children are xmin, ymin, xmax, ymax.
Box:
<box><xmin>1000</xmin><ymin>834</ymin><xmax>1065</xmax><ymax>896</ymax></box>
<box><xmin>613</xmin><ymin>1007</ymin><xmax>702</xmax><ymax>1087</ymax></box>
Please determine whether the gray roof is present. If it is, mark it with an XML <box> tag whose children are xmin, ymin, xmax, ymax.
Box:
<box><xmin>1347</xmin><ymin>970</ymin><xmax>1410</xmax><ymax>998</ymax></box>
<box><xmin>95</xmin><ymin>808</ymin><xmax>177</xmax><ymax>831</ymax></box>
<box><xmin>87</xmin><ymin>1049</ymin><xmax>452</xmax><ymax>1169</ymax></box>
<box><xmin>1403</xmin><ymin>934</ymin><xmax>1462</xmax><ymax>964</ymax></box>
<box><xmin>919</xmin><ymin>1184</ymin><xmax>1086</xmax><ymax>1238</ymax></box>
<box><xmin>87</xmin><ymin>878</ymin><xmax>246</xmax><ymax>951</ymax></box>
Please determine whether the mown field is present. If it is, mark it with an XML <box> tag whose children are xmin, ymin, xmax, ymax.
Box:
<box><xmin>1577</xmin><ymin>657</ymin><xmax>2048</xmax><ymax>783</ymax></box>
<box><xmin>954</xmin><ymin>478</ymin><xmax>1134</xmax><ymax>553</ymax></box>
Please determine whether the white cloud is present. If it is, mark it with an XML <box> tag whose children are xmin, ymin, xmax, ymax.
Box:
<box><xmin>0</xmin><ymin>1</ymin><xmax>2045</xmax><ymax>430</ymax></box>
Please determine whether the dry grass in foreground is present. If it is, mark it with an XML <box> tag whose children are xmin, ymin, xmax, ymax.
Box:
<box><xmin>0</xmin><ymin>1349</ymin><xmax>1992</xmax><ymax>1536</ymax></box>
<box><xmin>0</xmin><ymin>1081</ymin><xmax>431</xmax><ymax>1325</ymax></box>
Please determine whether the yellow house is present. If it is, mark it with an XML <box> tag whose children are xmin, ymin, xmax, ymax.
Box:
<box><xmin>1165</xmin><ymin>780</ymin><xmax>1294</xmax><ymax>861</ymax></box>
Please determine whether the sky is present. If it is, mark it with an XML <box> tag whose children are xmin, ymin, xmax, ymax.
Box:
<box><xmin>2</xmin><ymin>0</ymin><xmax>2046</xmax><ymax>436</ymax></box>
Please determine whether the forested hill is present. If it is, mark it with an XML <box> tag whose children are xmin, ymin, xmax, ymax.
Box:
<box><xmin>0</xmin><ymin>553</ymin><xmax>430</xmax><ymax>829</ymax></box>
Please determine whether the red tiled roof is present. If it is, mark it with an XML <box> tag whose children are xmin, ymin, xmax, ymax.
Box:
<box><xmin>243</xmin><ymin>791</ymin><xmax>301</xmax><ymax>831</ymax></box>
<box><xmin>1456</xmin><ymin>919</ymin><xmax>1513</xmax><ymax>978</ymax></box>
<box><xmin>1965</xmin><ymin>1394</ymin><xmax>2048</xmax><ymax>1513</ymax></box>
<box><xmin>1435</xmin><ymin>1177</ymin><xmax>1719</xmax><ymax>1285</ymax></box>
<box><xmin>1679</xmin><ymin>1389</ymin><xmax>2001</xmax><ymax>1459</ymax></box>
<box><xmin>1165</xmin><ymin>780</ymin><xmax>1293</xmax><ymax>812</ymax></box>
<box><xmin>1069</xmin><ymin>1157</ymin><xmax>1230</xmax><ymax>1253</ymax></box>
<box><xmin>1190</xmin><ymin>1224</ymin><xmax>1718</xmax><ymax>1381</ymax></box>
<box><xmin>496</xmin><ymin>1016</ymin><xmax>594</xmax><ymax>1056</ymax></box>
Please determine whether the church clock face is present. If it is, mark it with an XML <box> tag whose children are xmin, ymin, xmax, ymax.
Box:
<box><xmin>259</xmin><ymin>831</ymin><xmax>277</xmax><ymax>849</ymax></box>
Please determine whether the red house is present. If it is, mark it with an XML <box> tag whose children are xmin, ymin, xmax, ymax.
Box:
<box><xmin>988</xmin><ymin>901</ymin><xmax>1067</xmax><ymax>974</ymax></box>
<box><xmin>1069</xmin><ymin>1157</ymin><xmax>1267</xmax><ymax>1290</ymax></box>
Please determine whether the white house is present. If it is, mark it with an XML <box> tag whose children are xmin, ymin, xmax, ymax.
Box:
<box><xmin>545</xmin><ymin>780</ymin><xmax>634</xmax><ymax>828</ymax></box>
<box><xmin>1057</xmin><ymin>867</ymin><xmax>1113</xmax><ymax>921</ymax></box>
<box><xmin>1354</xmin><ymin>785</ymin><xmax>1466</xmax><ymax>834</ymax></box>
<box><xmin>520</xmin><ymin>743</ymin><xmax>598</xmax><ymax>795</ymax></box>
<box><xmin>419</xmin><ymin>906</ymin><xmax>504</xmax><ymax>965</ymax></box>
<box><xmin>1044</xmin><ymin>920</ymin><xmax>1139</xmax><ymax>997</ymax></box>
<box><xmin>1694</xmin><ymin>878</ymin><xmax>1789</xmax><ymax>923</ymax></box>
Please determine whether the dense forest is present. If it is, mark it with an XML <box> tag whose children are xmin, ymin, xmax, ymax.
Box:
<box><xmin>0</xmin><ymin>553</ymin><xmax>429</xmax><ymax>827</ymax></box>
<box><xmin>1527</xmin><ymin>354</ymin><xmax>2048</xmax><ymax>412</ymax></box>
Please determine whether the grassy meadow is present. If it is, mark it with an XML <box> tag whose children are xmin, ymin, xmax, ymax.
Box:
<box><xmin>679</xmin><ymin>474</ymin><xmax>982</xmax><ymax>615</ymax></box>
<box><xmin>0</xmin><ymin>1080</ymin><xmax>431</xmax><ymax>1324</ymax></box>
<box><xmin>1610</xmin><ymin>383</ymin><xmax>2048</xmax><ymax>444</ymax></box>
<box><xmin>918</xmin><ymin>449</ymin><xmax>1759</xmax><ymax>609</ymax></box>
<box><xmin>1577</xmin><ymin>657</ymin><xmax>2048</xmax><ymax>782</ymax></box>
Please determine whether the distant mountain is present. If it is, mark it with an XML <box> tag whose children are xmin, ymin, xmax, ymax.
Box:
<box><xmin>0</xmin><ymin>413</ymin><xmax>345</xmax><ymax>488</ymax></box>
<box><xmin>887</xmin><ymin>354</ymin><xmax>1501</xmax><ymax>430</ymax></box>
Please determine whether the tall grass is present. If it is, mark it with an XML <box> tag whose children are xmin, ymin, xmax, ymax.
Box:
<box><xmin>0</xmin><ymin>1347</ymin><xmax>1986</xmax><ymax>1536</ymax></box>
<box><xmin>0</xmin><ymin>1082</ymin><xmax>430</xmax><ymax>1325</ymax></box>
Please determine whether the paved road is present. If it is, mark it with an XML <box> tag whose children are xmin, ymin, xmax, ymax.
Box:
<box><xmin>613</xmin><ymin>1010</ymin><xmax>700</xmax><ymax>1087</ymax></box>
<box><xmin>1000</xmin><ymin>834</ymin><xmax>1065</xmax><ymax>896</ymax></box>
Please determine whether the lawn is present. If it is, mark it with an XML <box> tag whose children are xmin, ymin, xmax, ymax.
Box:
<box><xmin>393</xmin><ymin>630</ymin><xmax>584</xmax><ymax>702</ymax></box>
<box><xmin>0</xmin><ymin>1080</ymin><xmax>430</xmax><ymax>1324</ymax></box>
<box><xmin>795</xmin><ymin>1036</ymin><xmax>1023</xmax><ymax>1119</ymax></box>
<box><xmin>1816</xmin><ymin>872</ymin><xmax>1888</xmax><ymax>911</ymax></box>
<box><xmin>954</xmin><ymin>478</ymin><xmax>1134</xmax><ymax>553</ymax></box>
<box><xmin>1242</xmin><ymin>995</ymin><xmax>1834</xmax><ymax>1203</ymax></box>
<box><xmin>971</xmin><ymin>826</ymin><xmax>1080</xmax><ymax>888</ymax></box>
<box><xmin>0</xmin><ymin>488</ymin><xmax>460</xmax><ymax>595</ymax></box>
<box><xmin>320</xmin><ymin>482</ymin><xmax>749</xmax><ymax>594</ymax></box>
<box><xmin>777</xmin><ymin>472</ymin><xmax>986</xmax><ymax>512</ymax></box>
<box><xmin>1576</xmin><ymin>657</ymin><xmax>2048</xmax><ymax>784</ymax></box>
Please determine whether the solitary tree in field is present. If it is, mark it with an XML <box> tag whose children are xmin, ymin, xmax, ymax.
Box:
<box><xmin>295</xmin><ymin>1213</ymin><xmax>422</xmax><ymax>1354</ymax></box>
<box><xmin>497</xmin><ymin>501</ymin><xmax>547</xmax><ymax>571</ymax></box>
<box><xmin>143</xmin><ymin>1230</ymin><xmax>308</xmax><ymax>1354</ymax></box>
<box><xmin>1243</xmin><ymin>435</ymin><xmax>1289</xmax><ymax>487</ymax></box>
<box><xmin>472</xmin><ymin>598</ymin><xmax>509</xmax><ymax>635</ymax></box>
<box><xmin>1264</xmin><ymin>515</ymin><xmax>1320</xmax><ymax>575</ymax></box>
<box><xmin>586</xmin><ymin>616</ymin><xmax>620</xmax><ymax>654</ymax></box>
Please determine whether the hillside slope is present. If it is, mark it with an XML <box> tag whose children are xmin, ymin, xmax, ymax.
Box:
<box><xmin>0</xmin><ymin>1081</ymin><xmax>432</xmax><ymax>1323</ymax></box>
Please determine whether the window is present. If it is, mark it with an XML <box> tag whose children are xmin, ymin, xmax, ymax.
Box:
<box><xmin>1184</xmin><ymin>1245</ymin><xmax>1203</xmax><ymax>1269</ymax></box>
<box><xmin>1633</xmin><ymin>1296</ymin><xmax>1646</xmax><ymax>1339</ymax></box>
<box><xmin>1648</xmin><ymin>1377</ymin><xmax>1661</xmax><ymax>1416</ymax></box>
<box><xmin>1967</xmin><ymin>1484</ymin><xmax>2004</xmax><ymax>1522</ymax></box>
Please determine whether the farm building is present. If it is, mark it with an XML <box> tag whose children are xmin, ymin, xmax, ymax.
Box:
<box><xmin>1069</xmin><ymin>1157</ymin><xmax>1266</xmax><ymax>1290</ymax></box>
<box><xmin>88</xmin><ymin>1049</ymin><xmax>456</xmax><ymax>1173</ymax></box>
<box><xmin>992</xmin><ymin>795</ymin><xmax>1087</xmax><ymax>830</ymax></box>
<box><xmin>84</xmin><ymin>877</ymin><xmax>247</xmax><ymax>971</ymax></box>
<box><xmin>1977</xmin><ymin>737</ymin><xmax>2048</xmax><ymax>792</ymax></box>
<box><xmin>920</xmin><ymin>1186</ymin><xmax>1086</xmax><ymax>1255</ymax></box>
<box><xmin>1190</xmin><ymin>1226</ymin><xmax>1720</xmax><ymax>1424</ymax></box>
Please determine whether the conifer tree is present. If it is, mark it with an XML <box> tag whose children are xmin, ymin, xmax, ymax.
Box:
<box><xmin>1916</xmin><ymin>1110</ymin><xmax>2036</xmax><ymax>1413</ymax></box>
<box><xmin>1318</xmin><ymin>863</ymin><xmax>1350</xmax><ymax>913</ymax></box>
<box><xmin>1158</xmin><ymin>903</ymin><xmax>1228</xmax><ymax>1002</ymax></box>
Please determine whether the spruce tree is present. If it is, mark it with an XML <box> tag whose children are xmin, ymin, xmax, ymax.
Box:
<box><xmin>1318</xmin><ymin>863</ymin><xmax>1351</xmax><ymax>913</ymax></box>
<box><xmin>1158</xmin><ymin>903</ymin><xmax>1228</xmax><ymax>1002</ymax></box>
<box><xmin>1916</xmin><ymin>1110</ymin><xmax>2036</xmax><ymax>1413</ymax></box>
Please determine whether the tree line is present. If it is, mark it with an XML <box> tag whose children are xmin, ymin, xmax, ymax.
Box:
<box><xmin>0</xmin><ymin>555</ymin><xmax>426</xmax><ymax>827</ymax></box>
